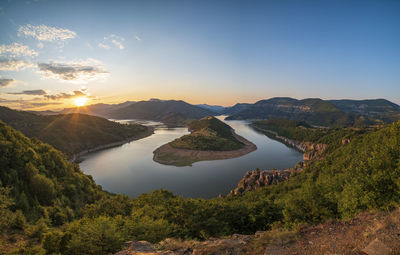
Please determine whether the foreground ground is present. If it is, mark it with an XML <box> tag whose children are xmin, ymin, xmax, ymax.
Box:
<box><xmin>117</xmin><ymin>207</ymin><xmax>400</xmax><ymax>255</ymax></box>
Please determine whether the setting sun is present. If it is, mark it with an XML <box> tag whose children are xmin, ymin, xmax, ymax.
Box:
<box><xmin>74</xmin><ymin>97</ymin><xmax>87</xmax><ymax>107</ymax></box>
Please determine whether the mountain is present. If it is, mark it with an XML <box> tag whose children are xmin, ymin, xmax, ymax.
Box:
<box><xmin>226</xmin><ymin>97</ymin><xmax>372</xmax><ymax>127</ymax></box>
<box><xmin>0</xmin><ymin>106</ymin><xmax>152</xmax><ymax>158</ymax></box>
<box><xmin>107</xmin><ymin>100</ymin><xmax>217</xmax><ymax>126</ymax></box>
<box><xmin>60</xmin><ymin>101</ymin><xmax>136</xmax><ymax>117</ymax></box>
<box><xmin>222</xmin><ymin>103</ymin><xmax>252</xmax><ymax>115</ymax></box>
<box><xmin>195</xmin><ymin>104</ymin><xmax>226</xmax><ymax>114</ymax></box>
<box><xmin>329</xmin><ymin>99</ymin><xmax>400</xmax><ymax>121</ymax></box>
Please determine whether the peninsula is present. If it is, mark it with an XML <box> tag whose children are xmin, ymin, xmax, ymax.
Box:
<box><xmin>153</xmin><ymin>116</ymin><xmax>257</xmax><ymax>166</ymax></box>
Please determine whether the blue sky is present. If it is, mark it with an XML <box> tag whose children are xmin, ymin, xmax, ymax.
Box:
<box><xmin>0</xmin><ymin>0</ymin><xmax>399</xmax><ymax>109</ymax></box>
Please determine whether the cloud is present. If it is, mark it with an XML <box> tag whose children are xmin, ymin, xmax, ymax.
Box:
<box><xmin>0</xmin><ymin>43</ymin><xmax>38</xmax><ymax>57</ymax></box>
<box><xmin>8</xmin><ymin>89</ymin><xmax>47</xmax><ymax>95</ymax></box>
<box><xmin>37</xmin><ymin>59</ymin><xmax>109</xmax><ymax>84</ymax></box>
<box><xmin>18</xmin><ymin>24</ymin><xmax>77</xmax><ymax>42</ymax></box>
<box><xmin>135</xmin><ymin>36</ymin><xmax>141</xmax><ymax>41</ymax></box>
<box><xmin>44</xmin><ymin>90</ymin><xmax>87</xmax><ymax>100</ymax></box>
<box><xmin>0</xmin><ymin>78</ymin><xmax>16</xmax><ymax>87</ymax></box>
<box><xmin>0</xmin><ymin>58</ymin><xmax>34</xmax><ymax>71</ymax></box>
<box><xmin>0</xmin><ymin>97</ymin><xmax>62</xmax><ymax>109</ymax></box>
<box><xmin>98</xmin><ymin>42</ymin><xmax>111</xmax><ymax>50</ymax></box>
<box><xmin>98</xmin><ymin>34</ymin><xmax>125</xmax><ymax>50</ymax></box>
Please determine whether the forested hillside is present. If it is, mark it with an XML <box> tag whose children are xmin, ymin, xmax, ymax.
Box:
<box><xmin>0</xmin><ymin>106</ymin><xmax>153</xmax><ymax>158</ymax></box>
<box><xmin>226</xmin><ymin>97</ymin><xmax>400</xmax><ymax>127</ymax></box>
<box><xmin>0</xmin><ymin>120</ymin><xmax>399</xmax><ymax>254</ymax></box>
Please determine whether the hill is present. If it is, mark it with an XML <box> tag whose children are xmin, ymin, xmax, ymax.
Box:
<box><xmin>226</xmin><ymin>97</ymin><xmax>374</xmax><ymax>127</ymax></box>
<box><xmin>153</xmin><ymin>116</ymin><xmax>256</xmax><ymax>166</ymax></box>
<box><xmin>0</xmin><ymin>118</ymin><xmax>399</xmax><ymax>254</ymax></box>
<box><xmin>60</xmin><ymin>101</ymin><xmax>136</xmax><ymax>118</ymax></box>
<box><xmin>0</xmin><ymin>120</ymin><xmax>104</xmax><ymax>222</ymax></box>
<box><xmin>329</xmin><ymin>99</ymin><xmax>400</xmax><ymax>121</ymax></box>
<box><xmin>106</xmin><ymin>100</ymin><xmax>217</xmax><ymax>126</ymax></box>
<box><xmin>0</xmin><ymin>106</ymin><xmax>153</xmax><ymax>159</ymax></box>
<box><xmin>195</xmin><ymin>104</ymin><xmax>226</xmax><ymax>114</ymax></box>
<box><xmin>222</xmin><ymin>102</ymin><xmax>252</xmax><ymax>115</ymax></box>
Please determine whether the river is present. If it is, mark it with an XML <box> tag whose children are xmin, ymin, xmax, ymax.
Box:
<box><xmin>79</xmin><ymin>117</ymin><xmax>302</xmax><ymax>198</ymax></box>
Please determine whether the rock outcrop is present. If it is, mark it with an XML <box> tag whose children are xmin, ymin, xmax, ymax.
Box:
<box><xmin>228</xmin><ymin>168</ymin><xmax>301</xmax><ymax>195</ymax></box>
<box><xmin>301</xmin><ymin>142</ymin><xmax>327</xmax><ymax>161</ymax></box>
<box><xmin>114</xmin><ymin>207</ymin><xmax>400</xmax><ymax>255</ymax></box>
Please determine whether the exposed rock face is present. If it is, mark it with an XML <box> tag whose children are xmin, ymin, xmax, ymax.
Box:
<box><xmin>228</xmin><ymin>139</ymin><xmax>327</xmax><ymax>195</ymax></box>
<box><xmin>302</xmin><ymin>142</ymin><xmax>327</xmax><ymax>161</ymax></box>
<box><xmin>228</xmin><ymin>169</ymin><xmax>296</xmax><ymax>195</ymax></box>
<box><xmin>115</xmin><ymin>241</ymin><xmax>159</xmax><ymax>255</ymax></box>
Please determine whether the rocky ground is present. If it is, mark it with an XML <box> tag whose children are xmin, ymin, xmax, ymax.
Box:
<box><xmin>115</xmin><ymin>207</ymin><xmax>400</xmax><ymax>255</ymax></box>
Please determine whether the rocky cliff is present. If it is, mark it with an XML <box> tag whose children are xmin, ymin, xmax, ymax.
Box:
<box><xmin>227</xmin><ymin>137</ymin><xmax>327</xmax><ymax>196</ymax></box>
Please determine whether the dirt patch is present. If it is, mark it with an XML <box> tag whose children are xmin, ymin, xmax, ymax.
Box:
<box><xmin>153</xmin><ymin>133</ymin><xmax>257</xmax><ymax>166</ymax></box>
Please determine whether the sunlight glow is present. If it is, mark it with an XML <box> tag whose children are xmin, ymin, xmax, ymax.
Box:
<box><xmin>74</xmin><ymin>97</ymin><xmax>87</xmax><ymax>107</ymax></box>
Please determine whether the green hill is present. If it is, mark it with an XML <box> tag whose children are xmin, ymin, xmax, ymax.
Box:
<box><xmin>0</xmin><ymin>120</ymin><xmax>104</xmax><ymax>222</ymax></box>
<box><xmin>329</xmin><ymin>99</ymin><xmax>400</xmax><ymax>122</ymax></box>
<box><xmin>169</xmin><ymin>116</ymin><xmax>244</xmax><ymax>151</ymax></box>
<box><xmin>0</xmin><ymin>117</ymin><xmax>399</xmax><ymax>254</ymax></box>
<box><xmin>0</xmin><ymin>106</ymin><xmax>153</xmax><ymax>159</ymax></box>
<box><xmin>226</xmin><ymin>97</ymin><xmax>378</xmax><ymax>127</ymax></box>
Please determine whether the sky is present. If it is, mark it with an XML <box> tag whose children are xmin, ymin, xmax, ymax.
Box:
<box><xmin>0</xmin><ymin>0</ymin><xmax>399</xmax><ymax>110</ymax></box>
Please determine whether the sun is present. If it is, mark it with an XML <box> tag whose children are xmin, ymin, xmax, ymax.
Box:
<box><xmin>74</xmin><ymin>97</ymin><xmax>87</xmax><ymax>107</ymax></box>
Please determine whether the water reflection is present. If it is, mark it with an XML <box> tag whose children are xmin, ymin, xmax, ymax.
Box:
<box><xmin>80</xmin><ymin>117</ymin><xmax>302</xmax><ymax>198</ymax></box>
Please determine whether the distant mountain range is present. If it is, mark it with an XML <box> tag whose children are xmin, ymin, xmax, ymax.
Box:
<box><xmin>225</xmin><ymin>97</ymin><xmax>400</xmax><ymax>127</ymax></box>
<box><xmin>59</xmin><ymin>99</ymin><xmax>216</xmax><ymax>126</ymax></box>
<box><xmin>196</xmin><ymin>104</ymin><xmax>226</xmax><ymax>114</ymax></box>
<box><xmin>29</xmin><ymin>97</ymin><xmax>400</xmax><ymax>127</ymax></box>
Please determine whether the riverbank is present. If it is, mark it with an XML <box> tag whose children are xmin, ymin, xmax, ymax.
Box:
<box><xmin>153</xmin><ymin>132</ymin><xmax>257</xmax><ymax>166</ymax></box>
<box><xmin>250</xmin><ymin>124</ymin><xmax>307</xmax><ymax>152</ymax></box>
<box><xmin>70</xmin><ymin>126</ymin><xmax>154</xmax><ymax>163</ymax></box>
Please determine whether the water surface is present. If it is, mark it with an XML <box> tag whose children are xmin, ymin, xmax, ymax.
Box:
<box><xmin>80</xmin><ymin>117</ymin><xmax>302</xmax><ymax>198</ymax></box>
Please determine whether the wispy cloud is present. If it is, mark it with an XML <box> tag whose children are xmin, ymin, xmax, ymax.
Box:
<box><xmin>18</xmin><ymin>24</ymin><xmax>77</xmax><ymax>42</ymax></box>
<box><xmin>98</xmin><ymin>42</ymin><xmax>111</xmax><ymax>50</ymax></box>
<box><xmin>0</xmin><ymin>97</ymin><xmax>62</xmax><ymax>109</ymax></box>
<box><xmin>0</xmin><ymin>58</ymin><xmax>34</xmax><ymax>71</ymax></box>
<box><xmin>135</xmin><ymin>36</ymin><xmax>141</xmax><ymax>41</ymax></box>
<box><xmin>44</xmin><ymin>90</ymin><xmax>87</xmax><ymax>100</ymax></box>
<box><xmin>8</xmin><ymin>89</ymin><xmax>47</xmax><ymax>95</ymax></box>
<box><xmin>0</xmin><ymin>77</ymin><xmax>16</xmax><ymax>87</ymax></box>
<box><xmin>98</xmin><ymin>34</ymin><xmax>125</xmax><ymax>50</ymax></box>
<box><xmin>0</xmin><ymin>43</ymin><xmax>38</xmax><ymax>57</ymax></box>
<box><xmin>37</xmin><ymin>59</ymin><xmax>109</xmax><ymax>84</ymax></box>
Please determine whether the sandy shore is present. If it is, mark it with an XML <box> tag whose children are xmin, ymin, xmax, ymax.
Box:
<box><xmin>153</xmin><ymin>132</ymin><xmax>257</xmax><ymax>166</ymax></box>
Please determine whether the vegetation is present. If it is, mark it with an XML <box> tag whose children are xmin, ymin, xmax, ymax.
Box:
<box><xmin>0</xmin><ymin>117</ymin><xmax>399</xmax><ymax>254</ymax></box>
<box><xmin>170</xmin><ymin>116</ymin><xmax>244</xmax><ymax>151</ymax></box>
<box><xmin>0</xmin><ymin>106</ymin><xmax>153</xmax><ymax>158</ymax></box>
<box><xmin>226</xmin><ymin>97</ymin><xmax>398</xmax><ymax>127</ymax></box>
<box><xmin>252</xmin><ymin>118</ymin><xmax>372</xmax><ymax>142</ymax></box>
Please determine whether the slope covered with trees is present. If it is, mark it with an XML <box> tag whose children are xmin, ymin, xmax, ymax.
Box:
<box><xmin>226</xmin><ymin>97</ymin><xmax>397</xmax><ymax>127</ymax></box>
<box><xmin>170</xmin><ymin>116</ymin><xmax>244</xmax><ymax>151</ymax></box>
<box><xmin>0</xmin><ymin>106</ymin><xmax>153</xmax><ymax>158</ymax></box>
<box><xmin>1</xmin><ymin>119</ymin><xmax>399</xmax><ymax>254</ymax></box>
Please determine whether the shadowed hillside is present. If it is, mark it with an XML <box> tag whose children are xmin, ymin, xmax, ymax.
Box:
<box><xmin>0</xmin><ymin>106</ymin><xmax>153</xmax><ymax>158</ymax></box>
<box><xmin>106</xmin><ymin>100</ymin><xmax>217</xmax><ymax>126</ymax></box>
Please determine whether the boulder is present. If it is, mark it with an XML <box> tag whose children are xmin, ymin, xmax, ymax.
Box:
<box><xmin>362</xmin><ymin>238</ymin><xmax>392</xmax><ymax>255</ymax></box>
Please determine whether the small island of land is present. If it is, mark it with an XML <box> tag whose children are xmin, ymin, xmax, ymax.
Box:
<box><xmin>153</xmin><ymin>116</ymin><xmax>257</xmax><ymax>166</ymax></box>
